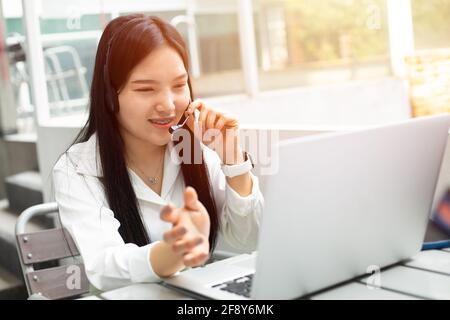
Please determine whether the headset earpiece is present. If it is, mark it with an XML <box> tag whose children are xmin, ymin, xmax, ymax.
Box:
<box><xmin>103</xmin><ymin>60</ymin><xmax>119</xmax><ymax>113</ymax></box>
<box><xmin>102</xmin><ymin>17</ymin><xmax>142</xmax><ymax>113</ymax></box>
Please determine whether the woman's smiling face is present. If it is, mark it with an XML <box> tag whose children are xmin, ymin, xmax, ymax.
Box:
<box><xmin>117</xmin><ymin>45</ymin><xmax>191</xmax><ymax>146</ymax></box>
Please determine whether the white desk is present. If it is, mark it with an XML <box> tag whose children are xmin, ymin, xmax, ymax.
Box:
<box><xmin>77</xmin><ymin>295</ymin><xmax>103</xmax><ymax>300</ymax></box>
<box><xmin>100</xmin><ymin>283</ymin><xmax>193</xmax><ymax>300</ymax></box>
<box><xmin>359</xmin><ymin>266</ymin><xmax>450</xmax><ymax>299</ymax></box>
<box><xmin>90</xmin><ymin>249</ymin><xmax>450</xmax><ymax>300</ymax></box>
<box><xmin>310</xmin><ymin>283</ymin><xmax>419</xmax><ymax>300</ymax></box>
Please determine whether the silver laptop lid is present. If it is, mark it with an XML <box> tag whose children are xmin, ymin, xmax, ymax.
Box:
<box><xmin>252</xmin><ymin>114</ymin><xmax>450</xmax><ymax>299</ymax></box>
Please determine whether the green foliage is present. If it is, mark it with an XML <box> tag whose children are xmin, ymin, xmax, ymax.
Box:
<box><xmin>283</xmin><ymin>0</ymin><xmax>389</xmax><ymax>62</ymax></box>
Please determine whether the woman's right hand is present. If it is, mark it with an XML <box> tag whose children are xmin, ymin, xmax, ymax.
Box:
<box><xmin>160</xmin><ymin>186</ymin><xmax>211</xmax><ymax>267</ymax></box>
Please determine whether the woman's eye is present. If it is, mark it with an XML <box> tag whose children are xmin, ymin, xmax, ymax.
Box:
<box><xmin>135</xmin><ymin>88</ymin><xmax>155</xmax><ymax>92</ymax></box>
<box><xmin>174</xmin><ymin>83</ymin><xmax>186</xmax><ymax>89</ymax></box>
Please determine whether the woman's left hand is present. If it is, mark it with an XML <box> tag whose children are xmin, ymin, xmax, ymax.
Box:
<box><xmin>185</xmin><ymin>99</ymin><xmax>244</xmax><ymax>165</ymax></box>
<box><xmin>160</xmin><ymin>187</ymin><xmax>211</xmax><ymax>267</ymax></box>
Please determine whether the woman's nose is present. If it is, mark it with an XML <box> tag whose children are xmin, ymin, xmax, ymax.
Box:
<box><xmin>155</xmin><ymin>103</ymin><xmax>175</xmax><ymax>114</ymax></box>
<box><xmin>154</xmin><ymin>93</ymin><xmax>176</xmax><ymax>114</ymax></box>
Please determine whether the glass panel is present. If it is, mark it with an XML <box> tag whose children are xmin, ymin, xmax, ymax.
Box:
<box><xmin>412</xmin><ymin>0</ymin><xmax>450</xmax><ymax>51</ymax></box>
<box><xmin>38</xmin><ymin>0</ymin><xmax>107</xmax><ymax>118</ymax></box>
<box><xmin>22</xmin><ymin>0</ymin><xmax>246</xmax><ymax>122</ymax></box>
<box><xmin>254</xmin><ymin>0</ymin><xmax>391</xmax><ymax>91</ymax></box>
<box><xmin>192</xmin><ymin>12</ymin><xmax>245</xmax><ymax>97</ymax></box>
<box><xmin>3</xmin><ymin>0</ymin><xmax>33</xmax><ymax>133</ymax></box>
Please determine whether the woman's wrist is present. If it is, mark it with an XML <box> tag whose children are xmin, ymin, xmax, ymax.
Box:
<box><xmin>150</xmin><ymin>241</ymin><xmax>185</xmax><ymax>278</ymax></box>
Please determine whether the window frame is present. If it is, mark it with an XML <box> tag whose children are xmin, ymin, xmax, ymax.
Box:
<box><xmin>20</xmin><ymin>0</ymin><xmax>419</xmax><ymax>127</ymax></box>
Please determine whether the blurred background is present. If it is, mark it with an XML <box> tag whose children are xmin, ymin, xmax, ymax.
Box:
<box><xmin>0</xmin><ymin>0</ymin><xmax>449</xmax><ymax>299</ymax></box>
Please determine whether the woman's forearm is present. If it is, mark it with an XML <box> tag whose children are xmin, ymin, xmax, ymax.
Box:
<box><xmin>226</xmin><ymin>172</ymin><xmax>253</xmax><ymax>197</ymax></box>
<box><xmin>150</xmin><ymin>241</ymin><xmax>185</xmax><ymax>278</ymax></box>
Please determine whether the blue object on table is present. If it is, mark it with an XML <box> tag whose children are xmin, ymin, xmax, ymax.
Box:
<box><xmin>422</xmin><ymin>240</ymin><xmax>450</xmax><ymax>251</ymax></box>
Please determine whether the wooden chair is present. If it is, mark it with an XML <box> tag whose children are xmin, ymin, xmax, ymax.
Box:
<box><xmin>15</xmin><ymin>202</ymin><xmax>90</xmax><ymax>299</ymax></box>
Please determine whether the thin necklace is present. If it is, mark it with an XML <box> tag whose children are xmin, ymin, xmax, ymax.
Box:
<box><xmin>128</xmin><ymin>150</ymin><xmax>165</xmax><ymax>185</ymax></box>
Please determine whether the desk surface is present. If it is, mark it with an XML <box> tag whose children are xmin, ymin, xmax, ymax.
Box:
<box><xmin>84</xmin><ymin>249</ymin><xmax>450</xmax><ymax>300</ymax></box>
<box><xmin>100</xmin><ymin>283</ymin><xmax>193</xmax><ymax>300</ymax></box>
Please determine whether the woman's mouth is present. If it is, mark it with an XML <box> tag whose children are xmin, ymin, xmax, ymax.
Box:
<box><xmin>148</xmin><ymin>117</ymin><xmax>176</xmax><ymax>129</ymax></box>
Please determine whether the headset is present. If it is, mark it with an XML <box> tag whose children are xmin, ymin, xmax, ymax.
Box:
<box><xmin>103</xmin><ymin>41</ymin><xmax>119</xmax><ymax>113</ymax></box>
<box><xmin>103</xmin><ymin>17</ymin><xmax>143</xmax><ymax>113</ymax></box>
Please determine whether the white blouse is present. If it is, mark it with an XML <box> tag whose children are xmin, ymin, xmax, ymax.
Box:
<box><xmin>52</xmin><ymin>133</ymin><xmax>264</xmax><ymax>291</ymax></box>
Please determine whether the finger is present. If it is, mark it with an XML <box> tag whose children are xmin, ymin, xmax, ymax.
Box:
<box><xmin>223</xmin><ymin>114</ymin><xmax>239</xmax><ymax>129</ymax></box>
<box><xmin>163</xmin><ymin>225</ymin><xmax>187</xmax><ymax>244</ymax></box>
<box><xmin>197</xmin><ymin>99</ymin><xmax>205</xmax><ymax>110</ymax></box>
<box><xmin>184</xmin><ymin>186</ymin><xmax>199</xmax><ymax>211</ymax></box>
<box><xmin>172</xmin><ymin>236</ymin><xmax>203</xmax><ymax>254</ymax></box>
<box><xmin>199</xmin><ymin>107</ymin><xmax>208</xmax><ymax>134</ymax></box>
<box><xmin>185</xmin><ymin>102</ymin><xmax>203</xmax><ymax>138</ymax></box>
<box><xmin>183</xmin><ymin>251</ymin><xmax>210</xmax><ymax>267</ymax></box>
<box><xmin>203</xmin><ymin>128</ymin><xmax>221</xmax><ymax>149</ymax></box>
<box><xmin>160</xmin><ymin>203</ymin><xmax>179</xmax><ymax>224</ymax></box>
<box><xmin>186</xmin><ymin>99</ymin><xmax>204</xmax><ymax>115</ymax></box>
<box><xmin>204</xmin><ymin>114</ymin><xmax>220</xmax><ymax>146</ymax></box>
<box><xmin>215</xmin><ymin>115</ymin><xmax>226</xmax><ymax>132</ymax></box>
<box><xmin>205</xmin><ymin>111</ymin><xmax>217</xmax><ymax>131</ymax></box>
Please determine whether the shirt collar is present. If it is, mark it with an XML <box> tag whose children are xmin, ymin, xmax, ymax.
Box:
<box><xmin>68</xmin><ymin>133</ymin><xmax>102</xmax><ymax>177</ymax></box>
<box><xmin>71</xmin><ymin>133</ymin><xmax>181</xmax><ymax>205</ymax></box>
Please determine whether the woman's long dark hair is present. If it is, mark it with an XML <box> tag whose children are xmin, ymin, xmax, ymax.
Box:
<box><xmin>70</xmin><ymin>14</ymin><xmax>219</xmax><ymax>250</ymax></box>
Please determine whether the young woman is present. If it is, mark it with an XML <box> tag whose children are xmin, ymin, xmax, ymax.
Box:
<box><xmin>52</xmin><ymin>14</ymin><xmax>264</xmax><ymax>292</ymax></box>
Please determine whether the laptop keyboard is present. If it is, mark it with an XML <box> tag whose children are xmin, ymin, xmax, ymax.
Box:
<box><xmin>211</xmin><ymin>274</ymin><xmax>254</xmax><ymax>298</ymax></box>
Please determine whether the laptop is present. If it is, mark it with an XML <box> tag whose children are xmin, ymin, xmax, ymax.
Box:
<box><xmin>163</xmin><ymin>114</ymin><xmax>450</xmax><ymax>300</ymax></box>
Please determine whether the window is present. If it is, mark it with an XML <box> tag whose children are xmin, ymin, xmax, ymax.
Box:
<box><xmin>38</xmin><ymin>0</ymin><xmax>246</xmax><ymax>117</ymax></box>
<box><xmin>411</xmin><ymin>0</ymin><xmax>450</xmax><ymax>51</ymax></box>
<box><xmin>134</xmin><ymin>2</ymin><xmax>246</xmax><ymax>97</ymax></box>
<box><xmin>9</xmin><ymin>0</ymin><xmax>449</xmax><ymax>131</ymax></box>
<box><xmin>253</xmin><ymin>0</ymin><xmax>391</xmax><ymax>90</ymax></box>
<box><xmin>37</xmin><ymin>1</ymin><xmax>109</xmax><ymax>118</ymax></box>
<box><xmin>192</xmin><ymin>12</ymin><xmax>245</xmax><ymax>97</ymax></box>
<box><xmin>5</xmin><ymin>0</ymin><xmax>247</xmax><ymax>128</ymax></box>
<box><xmin>3</xmin><ymin>0</ymin><xmax>31</xmax><ymax>133</ymax></box>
